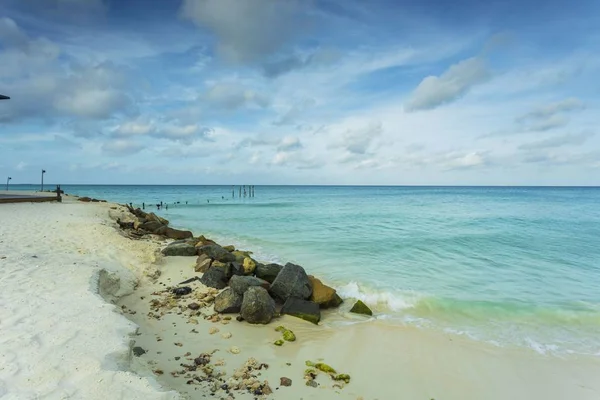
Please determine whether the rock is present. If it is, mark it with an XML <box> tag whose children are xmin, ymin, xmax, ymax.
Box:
<box><xmin>242</xmin><ymin>257</ymin><xmax>257</xmax><ymax>275</ymax></box>
<box><xmin>195</xmin><ymin>235</ymin><xmax>217</xmax><ymax>246</ymax></box>
<box><xmin>349</xmin><ymin>300</ymin><xmax>372</xmax><ymax>316</ymax></box>
<box><xmin>209</xmin><ymin>327</ymin><xmax>219</xmax><ymax>335</ymax></box>
<box><xmin>236</xmin><ymin>315</ymin><xmax>244</xmax><ymax>322</ymax></box>
<box><xmin>197</xmin><ymin>244</ymin><xmax>236</xmax><ymax>262</ymax></box>
<box><xmin>199</xmin><ymin>266</ymin><xmax>228</xmax><ymax>289</ymax></box>
<box><xmin>195</xmin><ymin>254</ymin><xmax>212</xmax><ymax>273</ymax></box>
<box><xmin>306</xmin><ymin>380</ymin><xmax>318</xmax><ymax>388</ymax></box>
<box><xmin>229</xmin><ymin>275</ymin><xmax>270</xmax><ymax>295</ymax></box>
<box><xmin>314</xmin><ymin>362</ymin><xmax>336</xmax><ymax>374</ymax></box>
<box><xmin>274</xmin><ymin>339</ymin><xmax>284</xmax><ymax>346</ymax></box>
<box><xmin>308</xmin><ymin>276</ymin><xmax>343</xmax><ymax>309</ymax></box>
<box><xmin>211</xmin><ymin>260</ymin><xmax>228</xmax><ymax>269</ymax></box>
<box><xmin>221</xmin><ymin>332</ymin><xmax>232</xmax><ymax>339</ymax></box>
<box><xmin>255</xmin><ymin>263</ymin><xmax>283</xmax><ymax>284</ymax></box>
<box><xmin>282</xmin><ymin>330</ymin><xmax>296</xmax><ymax>342</ymax></box>
<box><xmin>161</xmin><ymin>243</ymin><xmax>197</xmax><ymax>257</ymax></box>
<box><xmin>231</xmin><ymin>250</ymin><xmax>253</xmax><ymax>263</ymax></box>
<box><xmin>333</xmin><ymin>374</ymin><xmax>350</xmax><ymax>383</ymax></box>
<box><xmin>269</xmin><ymin>263</ymin><xmax>312</xmax><ymax>302</ymax></box>
<box><xmin>132</xmin><ymin>346</ymin><xmax>146</xmax><ymax>357</ymax></box>
<box><xmin>139</xmin><ymin>221</ymin><xmax>164</xmax><ymax>232</ymax></box>
<box><xmin>280</xmin><ymin>377</ymin><xmax>292</xmax><ymax>387</ymax></box>
<box><xmin>230</xmin><ymin>346</ymin><xmax>240</xmax><ymax>354</ymax></box>
<box><xmin>172</xmin><ymin>286</ymin><xmax>192</xmax><ymax>296</ymax></box>
<box><xmin>214</xmin><ymin>288</ymin><xmax>243</xmax><ymax>313</ymax></box>
<box><xmin>145</xmin><ymin>212</ymin><xmax>169</xmax><ymax>226</ymax></box>
<box><xmin>281</xmin><ymin>298</ymin><xmax>321</xmax><ymax>325</ymax></box>
<box><xmin>223</xmin><ymin>245</ymin><xmax>235</xmax><ymax>252</ymax></box>
<box><xmin>240</xmin><ymin>286</ymin><xmax>276</xmax><ymax>324</ymax></box>
<box><xmin>155</xmin><ymin>226</ymin><xmax>193</xmax><ymax>240</ymax></box>
<box><xmin>78</xmin><ymin>196</ymin><xmax>92</xmax><ymax>202</ymax></box>
<box><xmin>188</xmin><ymin>302</ymin><xmax>200</xmax><ymax>310</ymax></box>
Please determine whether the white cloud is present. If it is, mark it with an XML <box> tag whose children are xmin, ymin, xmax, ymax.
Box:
<box><xmin>15</xmin><ymin>161</ymin><xmax>28</xmax><ymax>170</ymax></box>
<box><xmin>205</xmin><ymin>82</ymin><xmax>270</xmax><ymax>110</ymax></box>
<box><xmin>518</xmin><ymin>98</ymin><xmax>585</xmax><ymax>121</ymax></box>
<box><xmin>112</xmin><ymin>121</ymin><xmax>155</xmax><ymax>137</ymax></box>
<box><xmin>519</xmin><ymin>132</ymin><xmax>594</xmax><ymax>150</ymax></box>
<box><xmin>180</xmin><ymin>0</ymin><xmax>304</xmax><ymax>63</ymax></box>
<box><xmin>405</xmin><ymin>57</ymin><xmax>490</xmax><ymax>111</ymax></box>
<box><xmin>277</xmin><ymin>136</ymin><xmax>302</xmax><ymax>151</ymax></box>
<box><xmin>337</xmin><ymin>122</ymin><xmax>383</xmax><ymax>155</ymax></box>
<box><xmin>101</xmin><ymin>139</ymin><xmax>144</xmax><ymax>156</ymax></box>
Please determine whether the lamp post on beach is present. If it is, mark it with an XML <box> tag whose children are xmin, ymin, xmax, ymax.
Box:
<box><xmin>6</xmin><ymin>177</ymin><xmax>11</xmax><ymax>191</ymax></box>
<box><xmin>41</xmin><ymin>169</ymin><xmax>46</xmax><ymax>192</ymax></box>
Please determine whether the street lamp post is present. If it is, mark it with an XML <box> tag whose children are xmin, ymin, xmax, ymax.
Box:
<box><xmin>6</xmin><ymin>177</ymin><xmax>11</xmax><ymax>191</ymax></box>
<box><xmin>41</xmin><ymin>169</ymin><xmax>46</xmax><ymax>192</ymax></box>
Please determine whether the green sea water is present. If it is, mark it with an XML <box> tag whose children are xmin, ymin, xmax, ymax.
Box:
<box><xmin>13</xmin><ymin>185</ymin><xmax>600</xmax><ymax>355</ymax></box>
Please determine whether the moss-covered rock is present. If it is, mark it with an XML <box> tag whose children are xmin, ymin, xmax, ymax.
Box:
<box><xmin>223</xmin><ymin>245</ymin><xmax>235</xmax><ymax>252</ymax></box>
<box><xmin>333</xmin><ymin>374</ymin><xmax>350</xmax><ymax>383</ymax></box>
<box><xmin>305</xmin><ymin>361</ymin><xmax>315</xmax><ymax>367</ymax></box>
<box><xmin>242</xmin><ymin>257</ymin><xmax>257</xmax><ymax>275</ymax></box>
<box><xmin>273</xmin><ymin>339</ymin><xmax>284</xmax><ymax>346</ymax></box>
<box><xmin>349</xmin><ymin>300</ymin><xmax>372</xmax><ymax>316</ymax></box>
<box><xmin>315</xmin><ymin>363</ymin><xmax>336</xmax><ymax>374</ymax></box>
<box><xmin>232</xmin><ymin>250</ymin><xmax>253</xmax><ymax>263</ymax></box>
<box><xmin>281</xmin><ymin>298</ymin><xmax>321</xmax><ymax>325</ymax></box>
<box><xmin>283</xmin><ymin>330</ymin><xmax>296</xmax><ymax>342</ymax></box>
<box><xmin>275</xmin><ymin>325</ymin><xmax>286</xmax><ymax>332</ymax></box>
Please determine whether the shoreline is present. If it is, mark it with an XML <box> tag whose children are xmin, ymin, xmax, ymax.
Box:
<box><xmin>2</xmin><ymin>196</ymin><xmax>600</xmax><ymax>399</ymax></box>
<box><xmin>110</xmin><ymin>202</ymin><xmax>600</xmax><ymax>399</ymax></box>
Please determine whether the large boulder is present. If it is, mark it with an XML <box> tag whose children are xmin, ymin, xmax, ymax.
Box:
<box><xmin>269</xmin><ymin>263</ymin><xmax>312</xmax><ymax>302</ymax></box>
<box><xmin>139</xmin><ymin>221</ymin><xmax>164</xmax><ymax>232</ymax></box>
<box><xmin>308</xmin><ymin>276</ymin><xmax>343</xmax><ymax>309</ymax></box>
<box><xmin>195</xmin><ymin>235</ymin><xmax>218</xmax><ymax>247</ymax></box>
<box><xmin>232</xmin><ymin>250</ymin><xmax>253</xmax><ymax>263</ymax></box>
<box><xmin>156</xmin><ymin>226</ymin><xmax>193</xmax><ymax>240</ymax></box>
<box><xmin>211</xmin><ymin>261</ymin><xmax>244</xmax><ymax>280</ymax></box>
<box><xmin>195</xmin><ymin>254</ymin><xmax>212</xmax><ymax>273</ymax></box>
<box><xmin>229</xmin><ymin>275</ymin><xmax>270</xmax><ymax>295</ymax></box>
<box><xmin>281</xmin><ymin>298</ymin><xmax>321</xmax><ymax>325</ymax></box>
<box><xmin>197</xmin><ymin>244</ymin><xmax>236</xmax><ymax>263</ymax></box>
<box><xmin>241</xmin><ymin>286</ymin><xmax>276</xmax><ymax>324</ymax></box>
<box><xmin>145</xmin><ymin>212</ymin><xmax>169</xmax><ymax>225</ymax></box>
<box><xmin>255</xmin><ymin>263</ymin><xmax>283</xmax><ymax>283</ymax></box>
<box><xmin>162</xmin><ymin>243</ymin><xmax>197</xmax><ymax>257</ymax></box>
<box><xmin>349</xmin><ymin>300</ymin><xmax>372</xmax><ymax>316</ymax></box>
<box><xmin>214</xmin><ymin>288</ymin><xmax>243</xmax><ymax>313</ymax></box>
<box><xmin>199</xmin><ymin>266</ymin><xmax>228</xmax><ymax>289</ymax></box>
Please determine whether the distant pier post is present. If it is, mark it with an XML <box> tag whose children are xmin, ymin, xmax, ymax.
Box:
<box><xmin>232</xmin><ymin>185</ymin><xmax>235</xmax><ymax>198</ymax></box>
<box><xmin>239</xmin><ymin>186</ymin><xmax>242</xmax><ymax>198</ymax></box>
<box><xmin>142</xmin><ymin>202</ymin><xmax>145</xmax><ymax>210</ymax></box>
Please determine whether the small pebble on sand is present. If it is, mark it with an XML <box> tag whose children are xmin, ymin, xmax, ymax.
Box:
<box><xmin>221</xmin><ymin>332</ymin><xmax>232</xmax><ymax>339</ymax></box>
<box><xmin>230</xmin><ymin>346</ymin><xmax>240</xmax><ymax>354</ymax></box>
<box><xmin>209</xmin><ymin>327</ymin><xmax>219</xmax><ymax>335</ymax></box>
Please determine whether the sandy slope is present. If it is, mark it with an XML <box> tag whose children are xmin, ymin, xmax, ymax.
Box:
<box><xmin>0</xmin><ymin>197</ymin><xmax>178</xmax><ymax>400</ymax></box>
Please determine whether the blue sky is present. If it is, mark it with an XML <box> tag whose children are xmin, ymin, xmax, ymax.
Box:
<box><xmin>1</xmin><ymin>0</ymin><xmax>599</xmax><ymax>185</ymax></box>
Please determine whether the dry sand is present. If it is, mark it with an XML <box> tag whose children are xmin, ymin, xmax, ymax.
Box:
<box><xmin>1</xmin><ymin>196</ymin><xmax>599</xmax><ymax>400</ymax></box>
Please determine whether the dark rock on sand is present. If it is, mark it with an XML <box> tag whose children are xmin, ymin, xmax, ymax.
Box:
<box><xmin>195</xmin><ymin>254</ymin><xmax>212</xmax><ymax>273</ymax></box>
<box><xmin>162</xmin><ymin>243</ymin><xmax>197</xmax><ymax>257</ymax></box>
<box><xmin>139</xmin><ymin>221</ymin><xmax>164</xmax><ymax>232</ymax></box>
<box><xmin>241</xmin><ymin>286</ymin><xmax>276</xmax><ymax>324</ymax></box>
<box><xmin>255</xmin><ymin>263</ymin><xmax>283</xmax><ymax>283</ymax></box>
<box><xmin>172</xmin><ymin>286</ymin><xmax>192</xmax><ymax>296</ymax></box>
<box><xmin>214</xmin><ymin>288</ymin><xmax>243</xmax><ymax>313</ymax></box>
<box><xmin>281</xmin><ymin>298</ymin><xmax>321</xmax><ymax>325</ymax></box>
<box><xmin>349</xmin><ymin>299</ymin><xmax>372</xmax><ymax>316</ymax></box>
<box><xmin>229</xmin><ymin>275</ymin><xmax>270</xmax><ymax>295</ymax></box>
<box><xmin>308</xmin><ymin>276</ymin><xmax>343</xmax><ymax>309</ymax></box>
<box><xmin>144</xmin><ymin>212</ymin><xmax>169</xmax><ymax>226</ymax></box>
<box><xmin>197</xmin><ymin>244</ymin><xmax>236</xmax><ymax>263</ymax></box>
<box><xmin>269</xmin><ymin>263</ymin><xmax>312</xmax><ymax>302</ymax></box>
<box><xmin>199</xmin><ymin>266</ymin><xmax>228</xmax><ymax>289</ymax></box>
<box><xmin>280</xmin><ymin>377</ymin><xmax>292</xmax><ymax>387</ymax></box>
<box><xmin>155</xmin><ymin>226</ymin><xmax>193</xmax><ymax>240</ymax></box>
<box><xmin>188</xmin><ymin>302</ymin><xmax>201</xmax><ymax>310</ymax></box>
<box><xmin>132</xmin><ymin>346</ymin><xmax>146</xmax><ymax>357</ymax></box>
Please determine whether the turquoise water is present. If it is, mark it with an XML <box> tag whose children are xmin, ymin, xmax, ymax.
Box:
<box><xmin>11</xmin><ymin>185</ymin><xmax>600</xmax><ymax>355</ymax></box>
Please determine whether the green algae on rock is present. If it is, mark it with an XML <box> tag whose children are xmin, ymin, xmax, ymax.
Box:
<box><xmin>282</xmin><ymin>329</ymin><xmax>296</xmax><ymax>342</ymax></box>
<box><xmin>274</xmin><ymin>339</ymin><xmax>284</xmax><ymax>346</ymax></box>
<box><xmin>333</xmin><ymin>374</ymin><xmax>351</xmax><ymax>383</ymax></box>
<box><xmin>314</xmin><ymin>362</ymin><xmax>336</xmax><ymax>374</ymax></box>
<box><xmin>349</xmin><ymin>299</ymin><xmax>373</xmax><ymax>316</ymax></box>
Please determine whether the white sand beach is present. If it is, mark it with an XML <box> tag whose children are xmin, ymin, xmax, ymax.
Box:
<box><xmin>1</xmin><ymin>196</ymin><xmax>600</xmax><ymax>400</ymax></box>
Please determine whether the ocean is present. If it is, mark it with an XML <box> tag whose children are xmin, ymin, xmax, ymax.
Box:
<box><xmin>10</xmin><ymin>185</ymin><xmax>600</xmax><ymax>356</ymax></box>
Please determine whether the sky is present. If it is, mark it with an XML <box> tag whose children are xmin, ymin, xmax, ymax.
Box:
<box><xmin>1</xmin><ymin>0</ymin><xmax>599</xmax><ymax>185</ymax></box>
